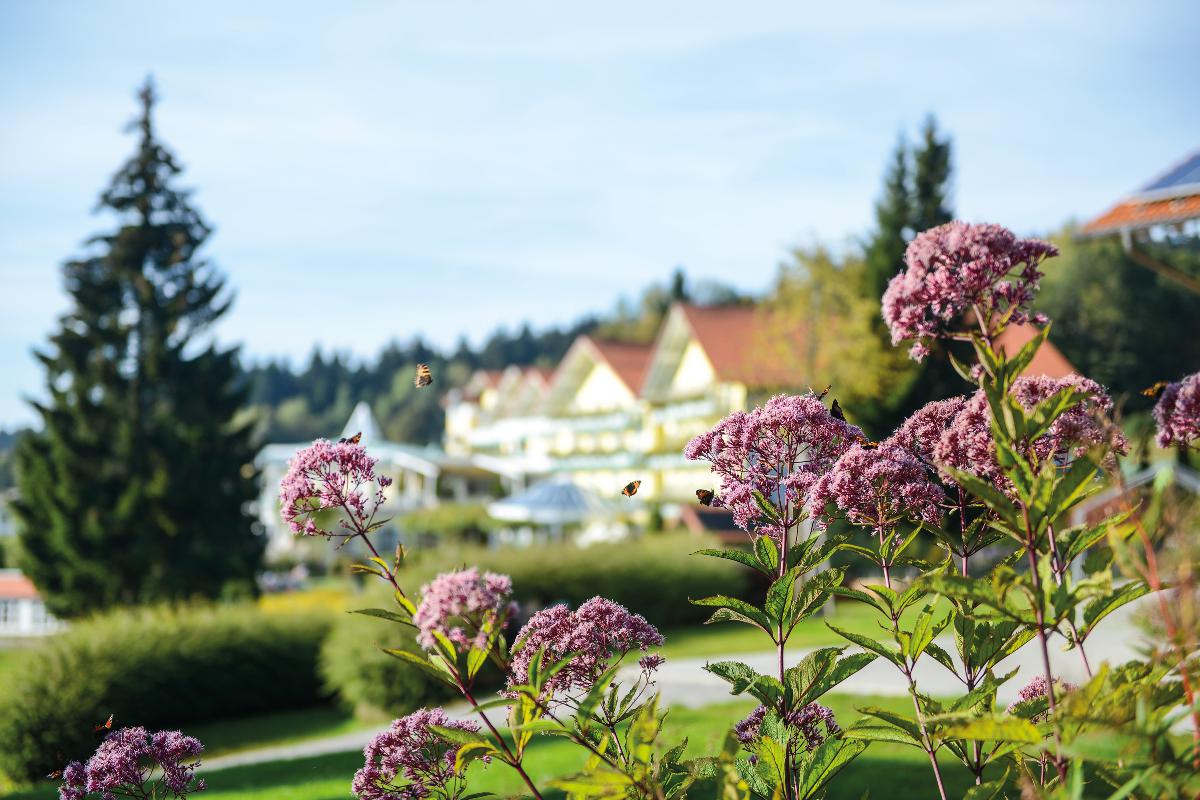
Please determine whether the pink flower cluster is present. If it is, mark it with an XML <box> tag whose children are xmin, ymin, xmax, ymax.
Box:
<box><xmin>935</xmin><ymin>375</ymin><xmax>1126</xmax><ymax>487</ymax></box>
<box><xmin>413</xmin><ymin>568</ymin><xmax>516</xmax><ymax>653</ymax></box>
<box><xmin>885</xmin><ymin>396</ymin><xmax>968</xmax><ymax>464</ymax></box>
<box><xmin>352</xmin><ymin>708</ymin><xmax>479</xmax><ymax>800</ymax></box>
<box><xmin>733</xmin><ymin>703</ymin><xmax>840</xmax><ymax>751</ymax></box>
<box><xmin>809</xmin><ymin>442</ymin><xmax>946</xmax><ymax>531</ymax></box>
<box><xmin>1006</xmin><ymin>676</ymin><xmax>1077</xmax><ymax>722</ymax></box>
<box><xmin>684</xmin><ymin>394</ymin><xmax>863</xmax><ymax>541</ymax></box>
<box><xmin>508</xmin><ymin>597</ymin><xmax>664</xmax><ymax>697</ymax></box>
<box><xmin>1153</xmin><ymin>371</ymin><xmax>1200</xmax><ymax>449</ymax></box>
<box><xmin>881</xmin><ymin>221</ymin><xmax>1058</xmax><ymax>361</ymax></box>
<box><xmin>59</xmin><ymin>727</ymin><xmax>205</xmax><ymax>800</ymax></box>
<box><xmin>279</xmin><ymin>439</ymin><xmax>392</xmax><ymax>538</ymax></box>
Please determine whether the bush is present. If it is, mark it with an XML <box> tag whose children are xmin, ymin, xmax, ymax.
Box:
<box><xmin>402</xmin><ymin>533</ymin><xmax>751</xmax><ymax>630</ymax></box>
<box><xmin>319</xmin><ymin>606</ymin><xmax>456</xmax><ymax>718</ymax></box>
<box><xmin>0</xmin><ymin>602</ymin><xmax>333</xmax><ymax>783</ymax></box>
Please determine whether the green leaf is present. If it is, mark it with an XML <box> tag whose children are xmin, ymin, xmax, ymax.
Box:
<box><xmin>962</xmin><ymin>772</ymin><xmax>1011</xmax><ymax>800</ymax></box>
<box><xmin>765</xmin><ymin>566</ymin><xmax>800</xmax><ymax>626</ymax></box>
<box><xmin>826</xmin><ymin>623</ymin><xmax>903</xmax><ymax>667</ymax></box>
<box><xmin>381</xmin><ymin>647</ymin><xmax>458</xmax><ymax>686</ymax></box>
<box><xmin>350</xmin><ymin>607</ymin><xmax>412</xmax><ymax>625</ymax></box>
<box><xmin>454</xmin><ymin>740</ymin><xmax>499</xmax><ymax>774</ymax></box>
<box><xmin>755</xmin><ymin>535</ymin><xmax>781</xmax><ymax>573</ymax></box>
<box><xmin>752</xmin><ymin>489</ymin><xmax>783</xmax><ymax>523</ymax></box>
<box><xmin>798</xmin><ymin>738</ymin><xmax>868</xmax><ymax>798</ymax></box>
<box><xmin>1079</xmin><ymin>581</ymin><xmax>1150</xmax><ymax>638</ymax></box>
<box><xmin>938</xmin><ymin>714</ymin><xmax>1041</xmax><ymax>743</ymax></box>
<box><xmin>692</xmin><ymin>547</ymin><xmax>762</xmax><ymax>572</ymax></box>
<box><xmin>705</xmin><ymin>661</ymin><xmax>784</xmax><ymax>705</ymax></box>
<box><xmin>788</xmin><ymin>568</ymin><xmax>846</xmax><ymax>630</ymax></box>
<box><xmin>692</xmin><ymin>595</ymin><xmax>774</xmax><ymax>634</ymax></box>
<box><xmin>429</xmin><ymin>724</ymin><xmax>489</xmax><ymax>746</ymax></box>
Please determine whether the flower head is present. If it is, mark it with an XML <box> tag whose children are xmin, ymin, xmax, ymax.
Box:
<box><xmin>1007</xmin><ymin>676</ymin><xmax>1076</xmax><ymax>722</ymax></box>
<box><xmin>352</xmin><ymin>708</ymin><xmax>479</xmax><ymax>800</ymax></box>
<box><xmin>1153</xmin><ymin>371</ymin><xmax>1200</xmax><ymax>449</ymax></box>
<box><xmin>279</xmin><ymin>439</ymin><xmax>391</xmax><ymax>538</ymax></box>
<box><xmin>684</xmin><ymin>394</ymin><xmax>863</xmax><ymax>541</ymax></box>
<box><xmin>882</xmin><ymin>221</ymin><xmax>1058</xmax><ymax>360</ymax></box>
<box><xmin>885</xmin><ymin>397</ymin><xmax>969</xmax><ymax>464</ymax></box>
<box><xmin>733</xmin><ymin>703</ymin><xmax>840</xmax><ymax>751</ymax></box>
<box><xmin>808</xmin><ymin>442</ymin><xmax>945</xmax><ymax>531</ymax></box>
<box><xmin>61</xmin><ymin>726</ymin><xmax>204</xmax><ymax>800</ymax></box>
<box><xmin>508</xmin><ymin>597</ymin><xmax>663</xmax><ymax>697</ymax></box>
<box><xmin>935</xmin><ymin>375</ymin><xmax>1126</xmax><ymax>489</ymax></box>
<box><xmin>413</xmin><ymin>568</ymin><xmax>516</xmax><ymax>653</ymax></box>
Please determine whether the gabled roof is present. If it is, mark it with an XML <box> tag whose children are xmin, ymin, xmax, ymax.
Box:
<box><xmin>994</xmin><ymin>323</ymin><xmax>1076</xmax><ymax>379</ymax></box>
<box><xmin>587</xmin><ymin>339</ymin><xmax>654</xmax><ymax>395</ymax></box>
<box><xmin>1081</xmin><ymin>150</ymin><xmax>1200</xmax><ymax>237</ymax></box>
<box><xmin>676</xmin><ymin>304</ymin><xmax>807</xmax><ymax>388</ymax></box>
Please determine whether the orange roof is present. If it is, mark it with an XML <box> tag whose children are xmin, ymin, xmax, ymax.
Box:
<box><xmin>1080</xmin><ymin>194</ymin><xmax>1200</xmax><ymax>237</ymax></box>
<box><xmin>0</xmin><ymin>572</ymin><xmax>40</xmax><ymax>600</ymax></box>
<box><xmin>587</xmin><ymin>339</ymin><xmax>655</xmax><ymax>394</ymax></box>
<box><xmin>678</xmin><ymin>304</ymin><xmax>808</xmax><ymax>388</ymax></box>
<box><xmin>994</xmin><ymin>323</ymin><xmax>1076</xmax><ymax>379</ymax></box>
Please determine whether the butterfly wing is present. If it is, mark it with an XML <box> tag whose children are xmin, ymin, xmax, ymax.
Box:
<box><xmin>622</xmin><ymin>480</ymin><xmax>641</xmax><ymax>497</ymax></box>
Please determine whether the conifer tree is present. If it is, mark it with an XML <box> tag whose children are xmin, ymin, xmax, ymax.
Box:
<box><xmin>13</xmin><ymin>79</ymin><xmax>262</xmax><ymax>616</ymax></box>
<box><xmin>863</xmin><ymin>135</ymin><xmax>911</xmax><ymax>301</ymax></box>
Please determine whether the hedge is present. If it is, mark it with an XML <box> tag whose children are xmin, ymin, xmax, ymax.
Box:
<box><xmin>0</xmin><ymin>602</ymin><xmax>333</xmax><ymax>783</ymax></box>
<box><xmin>399</xmin><ymin>533</ymin><xmax>752</xmax><ymax>630</ymax></box>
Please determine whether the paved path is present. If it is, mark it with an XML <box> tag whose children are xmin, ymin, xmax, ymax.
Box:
<box><xmin>203</xmin><ymin>598</ymin><xmax>1150</xmax><ymax>772</ymax></box>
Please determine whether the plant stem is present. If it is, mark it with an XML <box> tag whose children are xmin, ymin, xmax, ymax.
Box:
<box><xmin>1022</xmin><ymin>533</ymin><xmax>1068</xmax><ymax>783</ymax></box>
<box><xmin>901</xmin><ymin>661</ymin><xmax>948</xmax><ymax>800</ymax></box>
<box><xmin>456</xmin><ymin>678</ymin><xmax>544</xmax><ymax>800</ymax></box>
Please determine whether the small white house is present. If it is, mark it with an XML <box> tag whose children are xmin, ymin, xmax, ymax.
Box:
<box><xmin>0</xmin><ymin>569</ymin><xmax>62</xmax><ymax>637</ymax></box>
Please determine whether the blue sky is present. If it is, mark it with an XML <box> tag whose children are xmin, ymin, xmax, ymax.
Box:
<box><xmin>1</xmin><ymin>1</ymin><xmax>1197</xmax><ymax>426</ymax></box>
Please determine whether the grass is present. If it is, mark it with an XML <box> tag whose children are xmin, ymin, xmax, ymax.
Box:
<box><xmin>0</xmin><ymin>695</ymin><xmax>985</xmax><ymax>800</ymax></box>
<box><xmin>658</xmin><ymin>602</ymin><xmax>881</xmax><ymax>660</ymax></box>
<box><xmin>185</xmin><ymin>707</ymin><xmax>368</xmax><ymax>758</ymax></box>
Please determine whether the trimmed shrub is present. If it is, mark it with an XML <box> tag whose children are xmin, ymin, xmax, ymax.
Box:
<box><xmin>0</xmin><ymin>602</ymin><xmax>332</xmax><ymax>783</ymax></box>
<box><xmin>403</xmin><ymin>533</ymin><xmax>751</xmax><ymax>630</ymax></box>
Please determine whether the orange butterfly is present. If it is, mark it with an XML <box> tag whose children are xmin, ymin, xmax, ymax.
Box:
<box><xmin>1142</xmin><ymin>381</ymin><xmax>1169</xmax><ymax>399</ymax></box>
<box><xmin>695</xmin><ymin>489</ymin><xmax>716</xmax><ymax>506</ymax></box>
<box><xmin>622</xmin><ymin>480</ymin><xmax>641</xmax><ymax>497</ymax></box>
<box><xmin>414</xmin><ymin>364</ymin><xmax>433</xmax><ymax>388</ymax></box>
<box><xmin>339</xmin><ymin>431</ymin><xmax>362</xmax><ymax>445</ymax></box>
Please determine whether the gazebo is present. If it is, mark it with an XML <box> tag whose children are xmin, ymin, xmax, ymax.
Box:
<box><xmin>487</xmin><ymin>477</ymin><xmax>627</xmax><ymax>546</ymax></box>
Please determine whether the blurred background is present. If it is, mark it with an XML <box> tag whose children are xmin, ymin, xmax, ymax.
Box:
<box><xmin>0</xmin><ymin>2</ymin><xmax>1198</xmax><ymax>796</ymax></box>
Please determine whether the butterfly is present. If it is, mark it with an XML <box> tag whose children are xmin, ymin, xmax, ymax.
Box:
<box><xmin>93</xmin><ymin>714</ymin><xmax>113</xmax><ymax>736</ymax></box>
<box><xmin>414</xmin><ymin>364</ymin><xmax>433</xmax><ymax>388</ymax></box>
<box><xmin>622</xmin><ymin>480</ymin><xmax>642</xmax><ymax>497</ymax></box>
<box><xmin>815</xmin><ymin>384</ymin><xmax>831</xmax><ymax>400</ymax></box>
<box><xmin>831</xmin><ymin>399</ymin><xmax>846</xmax><ymax>422</ymax></box>
<box><xmin>861</xmin><ymin>439</ymin><xmax>880</xmax><ymax>450</ymax></box>
<box><xmin>1142</xmin><ymin>381</ymin><xmax>1169</xmax><ymax>398</ymax></box>
<box><xmin>339</xmin><ymin>431</ymin><xmax>362</xmax><ymax>445</ymax></box>
<box><xmin>695</xmin><ymin>489</ymin><xmax>716</xmax><ymax>506</ymax></box>
<box><xmin>47</xmin><ymin>770</ymin><xmax>63</xmax><ymax>780</ymax></box>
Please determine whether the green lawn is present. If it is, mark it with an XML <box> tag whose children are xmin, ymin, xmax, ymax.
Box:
<box><xmin>186</xmin><ymin>707</ymin><xmax>368</xmax><ymax>758</ymax></box>
<box><xmin>658</xmin><ymin>602</ymin><xmax>883</xmax><ymax>660</ymax></box>
<box><xmin>1</xmin><ymin>695</ymin><xmax>985</xmax><ymax>800</ymax></box>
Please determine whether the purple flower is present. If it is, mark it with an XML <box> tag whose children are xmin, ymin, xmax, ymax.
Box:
<box><xmin>279</xmin><ymin>438</ymin><xmax>391</xmax><ymax>538</ymax></box>
<box><xmin>733</xmin><ymin>703</ymin><xmax>840</xmax><ymax>751</ymax></box>
<box><xmin>58</xmin><ymin>762</ymin><xmax>86</xmax><ymax>800</ymax></box>
<box><xmin>935</xmin><ymin>375</ymin><xmax>1126</xmax><ymax>489</ymax></box>
<box><xmin>734</xmin><ymin>705</ymin><xmax>768</xmax><ymax>744</ymax></box>
<box><xmin>684</xmin><ymin>394</ymin><xmax>863</xmax><ymax>541</ymax></box>
<box><xmin>881</xmin><ymin>221</ymin><xmax>1058</xmax><ymax>360</ymax></box>
<box><xmin>885</xmin><ymin>397</ymin><xmax>969</xmax><ymax>465</ymax></box>
<box><xmin>508</xmin><ymin>597</ymin><xmax>664</xmax><ymax>697</ymax></box>
<box><xmin>1153</xmin><ymin>371</ymin><xmax>1200</xmax><ymax>449</ymax></box>
<box><xmin>808</xmin><ymin>442</ymin><xmax>946</xmax><ymax>531</ymax></box>
<box><xmin>638</xmin><ymin>654</ymin><xmax>666</xmax><ymax>672</ymax></box>
<box><xmin>61</xmin><ymin>726</ymin><xmax>204</xmax><ymax>800</ymax></box>
<box><xmin>352</xmin><ymin>708</ymin><xmax>479</xmax><ymax>800</ymax></box>
<box><xmin>413</xmin><ymin>568</ymin><xmax>516</xmax><ymax>653</ymax></box>
<box><xmin>1007</xmin><ymin>676</ymin><xmax>1076</xmax><ymax>722</ymax></box>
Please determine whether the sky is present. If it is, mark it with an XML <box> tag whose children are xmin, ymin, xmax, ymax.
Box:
<box><xmin>1</xmin><ymin>1</ymin><xmax>1197</xmax><ymax>426</ymax></box>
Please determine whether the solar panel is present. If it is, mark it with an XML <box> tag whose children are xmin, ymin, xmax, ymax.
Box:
<box><xmin>1139</xmin><ymin>151</ymin><xmax>1200</xmax><ymax>194</ymax></box>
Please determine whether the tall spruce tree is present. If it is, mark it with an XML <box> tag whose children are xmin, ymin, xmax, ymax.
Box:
<box><xmin>863</xmin><ymin>135</ymin><xmax>911</xmax><ymax>301</ymax></box>
<box><xmin>857</xmin><ymin>116</ymin><xmax>957</xmax><ymax>435</ymax></box>
<box><xmin>14</xmin><ymin>79</ymin><xmax>262</xmax><ymax>616</ymax></box>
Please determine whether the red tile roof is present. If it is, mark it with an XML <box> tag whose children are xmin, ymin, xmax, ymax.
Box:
<box><xmin>586</xmin><ymin>339</ymin><xmax>655</xmax><ymax>395</ymax></box>
<box><xmin>994</xmin><ymin>323</ymin><xmax>1076</xmax><ymax>379</ymax></box>
<box><xmin>0</xmin><ymin>572</ymin><xmax>40</xmax><ymax>600</ymax></box>
<box><xmin>1080</xmin><ymin>194</ymin><xmax>1200</xmax><ymax>237</ymax></box>
<box><xmin>678</xmin><ymin>304</ymin><xmax>809</xmax><ymax>388</ymax></box>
